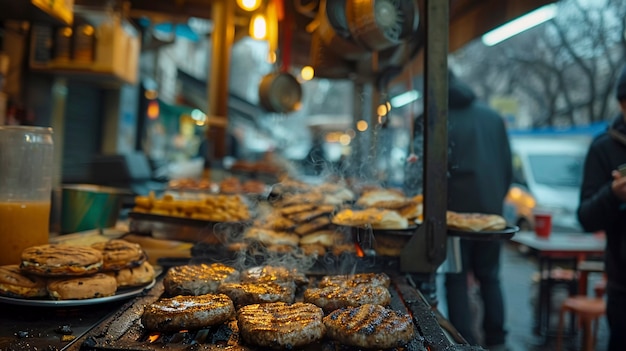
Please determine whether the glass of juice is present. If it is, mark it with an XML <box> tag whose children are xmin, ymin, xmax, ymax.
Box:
<box><xmin>0</xmin><ymin>126</ymin><xmax>54</xmax><ymax>265</ymax></box>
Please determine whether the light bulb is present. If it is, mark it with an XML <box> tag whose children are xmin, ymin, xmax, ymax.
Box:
<box><xmin>237</xmin><ymin>0</ymin><xmax>262</xmax><ymax>12</ymax></box>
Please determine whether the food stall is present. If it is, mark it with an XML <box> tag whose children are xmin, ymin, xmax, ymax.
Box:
<box><xmin>0</xmin><ymin>0</ymin><xmax>552</xmax><ymax>350</ymax></box>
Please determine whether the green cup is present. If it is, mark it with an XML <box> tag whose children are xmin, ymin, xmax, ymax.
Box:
<box><xmin>61</xmin><ymin>184</ymin><xmax>124</xmax><ymax>234</ymax></box>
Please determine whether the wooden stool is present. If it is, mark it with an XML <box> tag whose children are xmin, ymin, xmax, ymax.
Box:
<box><xmin>556</xmin><ymin>295</ymin><xmax>606</xmax><ymax>351</ymax></box>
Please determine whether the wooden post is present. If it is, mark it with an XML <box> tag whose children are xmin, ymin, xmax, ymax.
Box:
<box><xmin>207</xmin><ymin>0</ymin><xmax>235</xmax><ymax>160</ymax></box>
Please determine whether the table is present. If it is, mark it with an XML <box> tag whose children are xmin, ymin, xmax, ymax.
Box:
<box><xmin>511</xmin><ymin>231</ymin><xmax>605</xmax><ymax>337</ymax></box>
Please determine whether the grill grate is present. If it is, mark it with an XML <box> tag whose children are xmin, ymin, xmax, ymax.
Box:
<box><xmin>73</xmin><ymin>275</ymin><xmax>484</xmax><ymax>351</ymax></box>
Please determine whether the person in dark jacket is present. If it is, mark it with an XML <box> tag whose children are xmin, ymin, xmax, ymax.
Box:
<box><xmin>444</xmin><ymin>71</ymin><xmax>513</xmax><ymax>349</ymax></box>
<box><xmin>577</xmin><ymin>65</ymin><xmax>626</xmax><ymax>351</ymax></box>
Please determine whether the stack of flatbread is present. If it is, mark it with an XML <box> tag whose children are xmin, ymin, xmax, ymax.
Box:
<box><xmin>446</xmin><ymin>211</ymin><xmax>507</xmax><ymax>232</ymax></box>
<box><xmin>355</xmin><ymin>189</ymin><xmax>423</xmax><ymax>223</ymax></box>
<box><xmin>331</xmin><ymin>208</ymin><xmax>409</xmax><ymax>230</ymax></box>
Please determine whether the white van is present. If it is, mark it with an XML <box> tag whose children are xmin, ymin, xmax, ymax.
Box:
<box><xmin>504</xmin><ymin>135</ymin><xmax>590</xmax><ymax>232</ymax></box>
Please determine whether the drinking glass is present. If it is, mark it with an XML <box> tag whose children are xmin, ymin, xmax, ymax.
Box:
<box><xmin>0</xmin><ymin>126</ymin><xmax>54</xmax><ymax>265</ymax></box>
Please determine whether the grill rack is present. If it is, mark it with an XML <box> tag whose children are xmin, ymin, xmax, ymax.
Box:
<box><xmin>72</xmin><ymin>275</ymin><xmax>484</xmax><ymax>351</ymax></box>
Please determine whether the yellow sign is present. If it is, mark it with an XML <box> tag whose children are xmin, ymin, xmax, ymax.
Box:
<box><xmin>490</xmin><ymin>96</ymin><xmax>518</xmax><ymax>116</ymax></box>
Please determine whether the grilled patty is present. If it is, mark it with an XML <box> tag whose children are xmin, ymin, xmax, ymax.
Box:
<box><xmin>0</xmin><ymin>265</ymin><xmax>47</xmax><ymax>298</ymax></box>
<box><xmin>91</xmin><ymin>239</ymin><xmax>145</xmax><ymax>271</ymax></box>
<box><xmin>303</xmin><ymin>284</ymin><xmax>391</xmax><ymax>312</ymax></box>
<box><xmin>141</xmin><ymin>293</ymin><xmax>235</xmax><ymax>332</ymax></box>
<box><xmin>241</xmin><ymin>265</ymin><xmax>308</xmax><ymax>286</ymax></box>
<box><xmin>20</xmin><ymin>244</ymin><xmax>103</xmax><ymax>276</ymax></box>
<box><xmin>318</xmin><ymin>272</ymin><xmax>390</xmax><ymax>288</ymax></box>
<box><xmin>218</xmin><ymin>281</ymin><xmax>295</xmax><ymax>307</ymax></box>
<box><xmin>237</xmin><ymin>302</ymin><xmax>325</xmax><ymax>350</ymax></box>
<box><xmin>47</xmin><ymin>273</ymin><xmax>117</xmax><ymax>300</ymax></box>
<box><xmin>163</xmin><ymin>263</ymin><xmax>240</xmax><ymax>296</ymax></box>
<box><xmin>323</xmin><ymin>304</ymin><xmax>415</xmax><ymax>349</ymax></box>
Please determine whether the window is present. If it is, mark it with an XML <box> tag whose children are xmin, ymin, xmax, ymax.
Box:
<box><xmin>528</xmin><ymin>154</ymin><xmax>584</xmax><ymax>187</ymax></box>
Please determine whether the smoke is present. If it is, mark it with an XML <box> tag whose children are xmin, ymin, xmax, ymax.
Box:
<box><xmin>202</xmin><ymin>217</ymin><xmax>320</xmax><ymax>275</ymax></box>
<box><xmin>188</xmin><ymin>170</ymin><xmax>413</xmax><ymax>276</ymax></box>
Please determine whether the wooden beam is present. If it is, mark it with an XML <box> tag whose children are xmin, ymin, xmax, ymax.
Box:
<box><xmin>127</xmin><ymin>0</ymin><xmax>213</xmax><ymax>19</ymax></box>
<box><xmin>207</xmin><ymin>0</ymin><xmax>235</xmax><ymax>159</ymax></box>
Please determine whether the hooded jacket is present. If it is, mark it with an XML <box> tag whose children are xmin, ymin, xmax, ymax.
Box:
<box><xmin>578</xmin><ymin>115</ymin><xmax>626</xmax><ymax>293</ymax></box>
<box><xmin>446</xmin><ymin>74</ymin><xmax>513</xmax><ymax>215</ymax></box>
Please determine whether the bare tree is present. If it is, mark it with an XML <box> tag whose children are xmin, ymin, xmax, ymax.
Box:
<box><xmin>452</xmin><ymin>0</ymin><xmax>626</xmax><ymax>128</ymax></box>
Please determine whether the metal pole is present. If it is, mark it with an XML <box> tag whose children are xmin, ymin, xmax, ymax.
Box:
<box><xmin>401</xmin><ymin>0</ymin><xmax>448</xmax><ymax>272</ymax></box>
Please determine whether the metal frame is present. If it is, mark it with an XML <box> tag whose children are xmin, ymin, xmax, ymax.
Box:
<box><xmin>401</xmin><ymin>0</ymin><xmax>449</xmax><ymax>273</ymax></box>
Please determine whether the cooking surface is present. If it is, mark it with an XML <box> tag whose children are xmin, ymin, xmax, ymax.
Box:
<box><xmin>0</xmin><ymin>299</ymin><xmax>128</xmax><ymax>350</ymax></box>
<box><xmin>66</xmin><ymin>275</ymin><xmax>483</xmax><ymax>351</ymax></box>
<box><xmin>0</xmin><ymin>233</ymin><xmax>482</xmax><ymax>351</ymax></box>
<box><xmin>0</xmin><ymin>272</ymin><xmax>483</xmax><ymax>351</ymax></box>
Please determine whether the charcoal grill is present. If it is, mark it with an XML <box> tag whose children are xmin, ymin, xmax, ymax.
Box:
<box><xmin>0</xmin><ymin>259</ymin><xmax>484</xmax><ymax>351</ymax></box>
<box><xmin>65</xmin><ymin>274</ymin><xmax>483</xmax><ymax>351</ymax></box>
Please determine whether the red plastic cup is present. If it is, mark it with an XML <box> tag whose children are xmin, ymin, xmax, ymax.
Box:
<box><xmin>534</xmin><ymin>212</ymin><xmax>552</xmax><ymax>239</ymax></box>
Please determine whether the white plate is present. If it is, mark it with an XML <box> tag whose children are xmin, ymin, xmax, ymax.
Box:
<box><xmin>0</xmin><ymin>279</ymin><xmax>155</xmax><ymax>307</ymax></box>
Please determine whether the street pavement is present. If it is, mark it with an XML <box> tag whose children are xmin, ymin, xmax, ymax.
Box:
<box><xmin>436</xmin><ymin>240</ymin><xmax>608</xmax><ymax>351</ymax></box>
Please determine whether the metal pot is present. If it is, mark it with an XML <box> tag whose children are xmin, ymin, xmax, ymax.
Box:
<box><xmin>345</xmin><ymin>0</ymin><xmax>420</xmax><ymax>52</ymax></box>
<box><xmin>258</xmin><ymin>72</ymin><xmax>303</xmax><ymax>113</ymax></box>
<box><xmin>320</xmin><ymin>0</ymin><xmax>369</xmax><ymax>61</ymax></box>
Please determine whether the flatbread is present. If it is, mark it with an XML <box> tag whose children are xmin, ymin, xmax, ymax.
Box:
<box><xmin>355</xmin><ymin>189</ymin><xmax>407</xmax><ymax>208</ymax></box>
<box><xmin>446</xmin><ymin>211</ymin><xmax>507</xmax><ymax>232</ymax></box>
<box><xmin>332</xmin><ymin>208</ymin><xmax>409</xmax><ymax>229</ymax></box>
<box><xmin>397</xmin><ymin>202</ymin><xmax>423</xmax><ymax>220</ymax></box>
<box><xmin>294</xmin><ymin>216</ymin><xmax>331</xmax><ymax>235</ymax></box>
<box><xmin>244</xmin><ymin>227</ymin><xmax>300</xmax><ymax>247</ymax></box>
<box><xmin>299</xmin><ymin>230</ymin><xmax>345</xmax><ymax>247</ymax></box>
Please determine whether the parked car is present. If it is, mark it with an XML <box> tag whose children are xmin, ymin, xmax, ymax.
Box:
<box><xmin>504</xmin><ymin>184</ymin><xmax>535</xmax><ymax>230</ymax></box>
<box><xmin>504</xmin><ymin>135</ymin><xmax>590</xmax><ymax>232</ymax></box>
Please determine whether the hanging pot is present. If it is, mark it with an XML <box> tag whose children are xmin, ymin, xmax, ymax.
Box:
<box><xmin>258</xmin><ymin>72</ymin><xmax>303</xmax><ymax>113</ymax></box>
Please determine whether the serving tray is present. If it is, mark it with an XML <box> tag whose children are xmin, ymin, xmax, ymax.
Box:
<box><xmin>0</xmin><ymin>280</ymin><xmax>155</xmax><ymax>307</ymax></box>
<box><xmin>128</xmin><ymin>211</ymin><xmax>251</xmax><ymax>242</ymax></box>
<box><xmin>447</xmin><ymin>225</ymin><xmax>519</xmax><ymax>241</ymax></box>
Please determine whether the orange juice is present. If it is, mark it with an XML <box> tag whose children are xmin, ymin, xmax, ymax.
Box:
<box><xmin>0</xmin><ymin>201</ymin><xmax>50</xmax><ymax>265</ymax></box>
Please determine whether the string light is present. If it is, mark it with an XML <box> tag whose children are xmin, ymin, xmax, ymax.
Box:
<box><xmin>300</xmin><ymin>66</ymin><xmax>315</xmax><ymax>81</ymax></box>
<box><xmin>356</xmin><ymin>120</ymin><xmax>368</xmax><ymax>132</ymax></box>
<box><xmin>250</xmin><ymin>13</ymin><xmax>267</xmax><ymax>39</ymax></box>
<box><xmin>237</xmin><ymin>0</ymin><xmax>262</xmax><ymax>12</ymax></box>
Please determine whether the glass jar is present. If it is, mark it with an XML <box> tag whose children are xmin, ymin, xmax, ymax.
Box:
<box><xmin>0</xmin><ymin>126</ymin><xmax>54</xmax><ymax>265</ymax></box>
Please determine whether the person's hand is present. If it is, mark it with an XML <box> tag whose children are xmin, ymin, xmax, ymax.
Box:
<box><xmin>611</xmin><ymin>170</ymin><xmax>626</xmax><ymax>201</ymax></box>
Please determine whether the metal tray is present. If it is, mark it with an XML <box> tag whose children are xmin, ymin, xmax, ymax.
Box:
<box><xmin>334</xmin><ymin>223</ymin><xmax>420</xmax><ymax>235</ymax></box>
<box><xmin>129</xmin><ymin>211</ymin><xmax>248</xmax><ymax>227</ymax></box>
<box><xmin>0</xmin><ymin>280</ymin><xmax>155</xmax><ymax>307</ymax></box>
<box><xmin>447</xmin><ymin>225</ymin><xmax>519</xmax><ymax>240</ymax></box>
<box><xmin>128</xmin><ymin>211</ymin><xmax>251</xmax><ymax>242</ymax></box>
